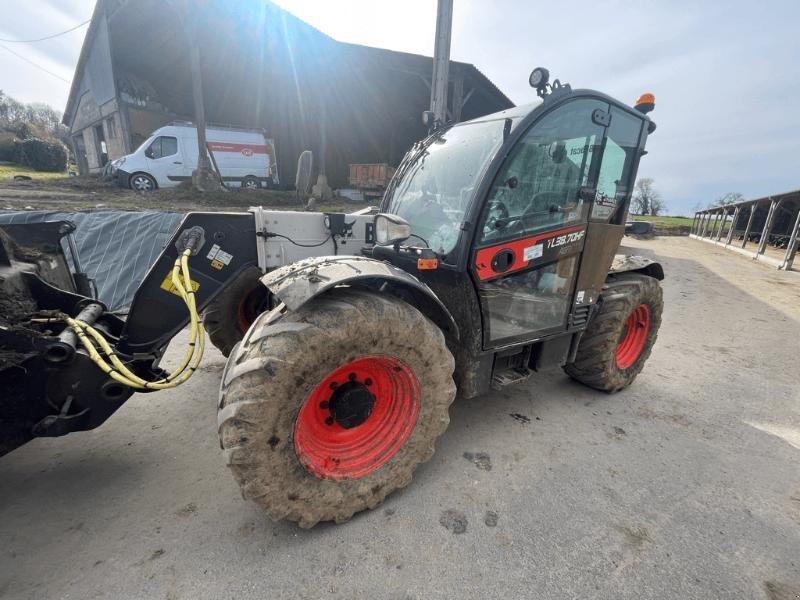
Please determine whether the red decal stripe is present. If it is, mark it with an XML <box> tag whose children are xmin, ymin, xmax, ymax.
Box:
<box><xmin>474</xmin><ymin>224</ymin><xmax>586</xmax><ymax>281</ymax></box>
<box><xmin>207</xmin><ymin>141</ymin><xmax>272</xmax><ymax>155</ymax></box>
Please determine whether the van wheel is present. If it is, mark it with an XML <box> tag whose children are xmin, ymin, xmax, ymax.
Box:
<box><xmin>242</xmin><ymin>176</ymin><xmax>260</xmax><ymax>189</ymax></box>
<box><xmin>130</xmin><ymin>173</ymin><xmax>156</xmax><ymax>192</ymax></box>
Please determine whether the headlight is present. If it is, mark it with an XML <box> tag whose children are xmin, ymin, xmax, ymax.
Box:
<box><xmin>374</xmin><ymin>213</ymin><xmax>412</xmax><ymax>246</ymax></box>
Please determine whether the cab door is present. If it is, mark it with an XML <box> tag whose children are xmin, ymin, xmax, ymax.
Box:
<box><xmin>472</xmin><ymin>98</ymin><xmax>609</xmax><ymax>347</ymax></box>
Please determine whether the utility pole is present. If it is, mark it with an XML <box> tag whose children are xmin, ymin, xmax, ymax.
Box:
<box><xmin>182</xmin><ymin>0</ymin><xmax>222</xmax><ymax>191</ymax></box>
<box><xmin>430</xmin><ymin>0</ymin><xmax>453</xmax><ymax>125</ymax></box>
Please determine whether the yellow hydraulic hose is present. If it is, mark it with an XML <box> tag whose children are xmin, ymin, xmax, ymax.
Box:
<box><xmin>63</xmin><ymin>249</ymin><xmax>206</xmax><ymax>390</ymax></box>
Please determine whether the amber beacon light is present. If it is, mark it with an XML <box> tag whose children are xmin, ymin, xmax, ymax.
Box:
<box><xmin>634</xmin><ymin>93</ymin><xmax>656</xmax><ymax>114</ymax></box>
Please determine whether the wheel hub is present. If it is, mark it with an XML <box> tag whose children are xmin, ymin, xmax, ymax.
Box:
<box><xmin>327</xmin><ymin>378</ymin><xmax>375</xmax><ymax>429</ymax></box>
<box><xmin>293</xmin><ymin>355</ymin><xmax>420</xmax><ymax>481</ymax></box>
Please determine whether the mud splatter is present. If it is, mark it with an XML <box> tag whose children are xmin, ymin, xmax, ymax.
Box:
<box><xmin>175</xmin><ymin>503</ymin><xmax>197</xmax><ymax>517</ymax></box>
<box><xmin>463</xmin><ymin>452</ymin><xmax>492</xmax><ymax>471</ymax></box>
<box><xmin>484</xmin><ymin>511</ymin><xmax>498</xmax><ymax>527</ymax></box>
<box><xmin>509</xmin><ymin>413</ymin><xmax>531</xmax><ymax>424</ymax></box>
<box><xmin>764</xmin><ymin>581</ymin><xmax>800</xmax><ymax>600</ymax></box>
<box><xmin>439</xmin><ymin>509</ymin><xmax>468</xmax><ymax>534</ymax></box>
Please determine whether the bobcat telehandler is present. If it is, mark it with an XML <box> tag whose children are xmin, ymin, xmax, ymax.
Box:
<box><xmin>0</xmin><ymin>70</ymin><xmax>664</xmax><ymax>527</ymax></box>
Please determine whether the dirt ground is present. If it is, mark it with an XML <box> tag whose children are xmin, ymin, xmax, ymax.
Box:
<box><xmin>0</xmin><ymin>175</ymin><xmax>371</xmax><ymax>213</ymax></box>
<box><xmin>0</xmin><ymin>236</ymin><xmax>798</xmax><ymax>600</ymax></box>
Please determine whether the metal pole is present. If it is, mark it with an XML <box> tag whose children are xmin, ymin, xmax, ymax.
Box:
<box><xmin>757</xmin><ymin>198</ymin><xmax>779</xmax><ymax>256</ymax></box>
<box><xmin>715</xmin><ymin>208</ymin><xmax>728</xmax><ymax>242</ymax></box>
<box><xmin>741</xmin><ymin>202</ymin><xmax>757</xmax><ymax>248</ymax></box>
<box><xmin>699</xmin><ymin>212</ymin><xmax>710</xmax><ymax>237</ymax></box>
<box><xmin>430</xmin><ymin>0</ymin><xmax>454</xmax><ymax>124</ymax></box>
<box><xmin>691</xmin><ymin>212</ymin><xmax>699</xmax><ymax>235</ymax></box>
<box><xmin>710</xmin><ymin>210</ymin><xmax>722</xmax><ymax>240</ymax></box>
<box><xmin>781</xmin><ymin>205</ymin><xmax>800</xmax><ymax>270</ymax></box>
<box><xmin>725</xmin><ymin>205</ymin><xmax>741</xmax><ymax>246</ymax></box>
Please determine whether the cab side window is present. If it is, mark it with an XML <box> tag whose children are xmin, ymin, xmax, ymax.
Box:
<box><xmin>480</xmin><ymin>99</ymin><xmax>607</xmax><ymax>244</ymax></box>
<box><xmin>145</xmin><ymin>136</ymin><xmax>178</xmax><ymax>159</ymax></box>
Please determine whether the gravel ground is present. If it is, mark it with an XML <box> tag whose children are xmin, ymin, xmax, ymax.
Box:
<box><xmin>1</xmin><ymin>236</ymin><xmax>798</xmax><ymax>600</ymax></box>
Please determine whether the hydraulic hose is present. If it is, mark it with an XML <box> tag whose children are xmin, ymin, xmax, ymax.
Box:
<box><xmin>64</xmin><ymin>249</ymin><xmax>206</xmax><ymax>390</ymax></box>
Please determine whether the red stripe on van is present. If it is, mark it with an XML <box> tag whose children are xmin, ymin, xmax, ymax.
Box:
<box><xmin>207</xmin><ymin>142</ymin><xmax>272</xmax><ymax>156</ymax></box>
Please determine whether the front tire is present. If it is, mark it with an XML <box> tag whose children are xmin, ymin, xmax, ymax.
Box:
<box><xmin>129</xmin><ymin>172</ymin><xmax>156</xmax><ymax>192</ymax></box>
<box><xmin>218</xmin><ymin>289</ymin><xmax>456</xmax><ymax>527</ymax></box>
<box><xmin>565</xmin><ymin>273</ymin><xmax>663</xmax><ymax>392</ymax></box>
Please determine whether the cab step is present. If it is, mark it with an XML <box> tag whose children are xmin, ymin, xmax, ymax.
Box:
<box><xmin>491</xmin><ymin>366</ymin><xmax>533</xmax><ymax>390</ymax></box>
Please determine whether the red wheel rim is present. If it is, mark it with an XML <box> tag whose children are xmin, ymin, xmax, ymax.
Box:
<box><xmin>236</xmin><ymin>287</ymin><xmax>270</xmax><ymax>333</ymax></box>
<box><xmin>615</xmin><ymin>304</ymin><xmax>651</xmax><ymax>370</ymax></box>
<box><xmin>294</xmin><ymin>355</ymin><xmax>420</xmax><ymax>480</ymax></box>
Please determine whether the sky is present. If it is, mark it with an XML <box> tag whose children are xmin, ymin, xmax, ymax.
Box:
<box><xmin>1</xmin><ymin>0</ymin><xmax>799</xmax><ymax>215</ymax></box>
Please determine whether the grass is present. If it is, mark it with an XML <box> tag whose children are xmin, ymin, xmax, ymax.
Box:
<box><xmin>631</xmin><ymin>215</ymin><xmax>694</xmax><ymax>230</ymax></box>
<box><xmin>0</xmin><ymin>163</ymin><xmax>69</xmax><ymax>181</ymax></box>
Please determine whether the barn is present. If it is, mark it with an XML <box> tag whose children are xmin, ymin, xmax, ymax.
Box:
<box><xmin>62</xmin><ymin>0</ymin><xmax>514</xmax><ymax>188</ymax></box>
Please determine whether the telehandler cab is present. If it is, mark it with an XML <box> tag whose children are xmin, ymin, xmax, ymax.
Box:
<box><xmin>0</xmin><ymin>70</ymin><xmax>664</xmax><ymax>527</ymax></box>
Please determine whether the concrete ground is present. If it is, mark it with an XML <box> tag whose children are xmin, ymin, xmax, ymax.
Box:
<box><xmin>1</xmin><ymin>236</ymin><xmax>799</xmax><ymax>600</ymax></box>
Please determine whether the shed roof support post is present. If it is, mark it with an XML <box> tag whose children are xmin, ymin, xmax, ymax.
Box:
<box><xmin>741</xmin><ymin>202</ymin><xmax>757</xmax><ymax>248</ymax></box>
<box><xmin>715</xmin><ymin>208</ymin><xmax>728</xmax><ymax>242</ymax></box>
<box><xmin>691</xmin><ymin>212</ymin><xmax>699</xmax><ymax>234</ymax></box>
<box><xmin>725</xmin><ymin>206</ymin><xmax>741</xmax><ymax>246</ymax></box>
<box><xmin>780</xmin><ymin>205</ymin><xmax>800</xmax><ymax>270</ymax></box>
<box><xmin>710</xmin><ymin>210</ymin><xmax>722</xmax><ymax>240</ymax></box>
<box><xmin>699</xmin><ymin>212</ymin><xmax>710</xmax><ymax>237</ymax></box>
<box><xmin>757</xmin><ymin>198</ymin><xmax>779</xmax><ymax>256</ymax></box>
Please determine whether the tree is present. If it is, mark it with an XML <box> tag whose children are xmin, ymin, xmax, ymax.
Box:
<box><xmin>632</xmin><ymin>177</ymin><xmax>665</xmax><ymax>216</ymax></box>
<box><xmin>711</xmin><ymin>192</ymin><xmax>744</xmax><ymax>208</ymax></box>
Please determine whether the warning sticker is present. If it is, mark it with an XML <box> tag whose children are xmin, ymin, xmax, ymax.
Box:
<box><xmin>206</xmin><ymin>244</ymin><xmax>233</xmax><ymax>266</ymax></box>
<box><xmin>160</xmin><ymin>272</ymin><xmax>200</xmax><ymax>297</ymax></box>
<box><xmin>523</xmin><ymin>244</ymin><xmax>544</xmax><ymax>261</ymax></box>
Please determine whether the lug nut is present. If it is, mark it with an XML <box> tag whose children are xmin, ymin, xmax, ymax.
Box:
<box><xmin>325</xmin><ymin>416</ymin><xmax>334</xmax><ymax>426</ymax></box>
<box><xmin>364</xmin><ymin>378</ymin><xmax>373</xmax><ymax>386</ymax></box>
<box><xmin>319</xmin><ymin>401</ymin><xmax>329</xmax><ymax>409</ymax></box>
<box><xmin>329</xmin><ymin>381</ymin><xmax>338</xmax><ymax>390</ymax></box>
<box><xmin>348</xmin><ymin>372</ymin><xmax>357</xmax><ymax>381</ymax></box>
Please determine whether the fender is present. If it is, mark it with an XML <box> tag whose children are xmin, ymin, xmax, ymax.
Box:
<box><xmin>609</xmin><ymin>254</ymin><xmax>665</xmax><ymax>280</ymax></box>
<box><xmin>260</xmin><ymin>255</ymin><xmax>459</xmax><ymax>339</ymax></box>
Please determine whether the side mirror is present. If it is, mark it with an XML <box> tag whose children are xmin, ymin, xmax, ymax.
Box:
<box><xmin>374</xmin><ymin>213</ymin><xmax>412</xmax><ymax>246</ymax></box>
<box><xmin>144</xmin><ymin>148</ymin><xmax>154</xmax><ymax>159</ymax></box>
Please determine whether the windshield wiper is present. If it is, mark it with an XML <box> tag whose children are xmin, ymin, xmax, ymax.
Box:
<box><xmin>384</xmin><ymin>126</ymin><xmax>451</xmax><ymax>205</ymax></box>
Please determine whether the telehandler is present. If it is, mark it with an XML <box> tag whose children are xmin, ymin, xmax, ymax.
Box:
<box><xmin>0</xmin><ymin>70</ymin><xmax>663</xmax><ymax>527</ymax></box>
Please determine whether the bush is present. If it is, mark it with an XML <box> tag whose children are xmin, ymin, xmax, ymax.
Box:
<box><xmin>16</xmin><ymin>137</ymin><xmax>67</xmax><ymax>172</ymax></box>
<box><xmin>0</xmin><ymin>130</ymin><xmax>16</xmax><ymax>162</ymax></box>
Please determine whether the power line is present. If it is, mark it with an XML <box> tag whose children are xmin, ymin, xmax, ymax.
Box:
<box><xmin>0</xmin><ymin>43</ymin><xmax>70</xmax><ymax>84</ymax></box>
<box><xmin>0</xmin><ymin>19</ymin><xmax>90</xmax><ymax>43</ymax></box>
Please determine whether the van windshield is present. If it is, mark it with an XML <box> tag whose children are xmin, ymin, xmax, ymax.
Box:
<box><xmin>384</xmin><ymin>119</ymin><xmax>507</xmax><ymax>255</ymax></box>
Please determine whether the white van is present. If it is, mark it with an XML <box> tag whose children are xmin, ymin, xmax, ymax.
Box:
<box><xmin>112</xmin><ymin>122</ymin><xmax>279</xmax><ymax>191</ymax></box>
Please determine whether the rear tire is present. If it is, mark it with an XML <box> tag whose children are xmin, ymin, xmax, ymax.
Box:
<box><xmin>204</xmin><ymin>266</ymin><xmax>270</xmax><ymax>357</ymax></box>
<box><xmin>217</xmin><ymin>289</ymin><xmax>456</xmax><ymax>527</ymax></box>
<box><xmin>242</xmin><ymin>176</ymin><xmax>260</xmax><ymax>189</ymax></box>
<box><xmin>565</xmin><ymin>273</ymin><xmax>662</xmax><ymax>392</ymax></box>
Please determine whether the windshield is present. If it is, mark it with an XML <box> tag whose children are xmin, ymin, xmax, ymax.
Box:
<box><xmin>385</xmin><ymin>120</ymin><xmax>507</xmax><ymax>255</ymax></box>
